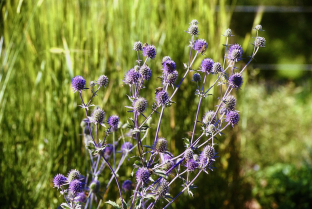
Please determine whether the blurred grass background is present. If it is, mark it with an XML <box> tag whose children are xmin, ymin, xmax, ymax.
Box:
<box><xmin>0</xmin><ymin>0</ymin><xmax>312</xmax><ymax>208</ymax></box>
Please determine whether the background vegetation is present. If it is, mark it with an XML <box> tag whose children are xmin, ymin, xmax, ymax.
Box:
<box><xmin>0</xmin><ymin>0</ymin><xmax>311</xmax><ymax>208</ymax></box>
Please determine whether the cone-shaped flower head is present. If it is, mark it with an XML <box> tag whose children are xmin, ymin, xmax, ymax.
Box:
<box><xmin>190</xmin><ymin>19</ymin><xmax>199</xmax><ymax>25</ymax></box>
<box><xmin>124</xmin><ymin>68</ymin><xmax>140</xmax><ymax>85</ymax></box>
<box><xmin>193</xmin><ymin>39</ymin><xmax>208</xmax><ymax>54</ymax></box>
<box><xmin>223</xmin><ymin>95</ymin><xmax>236</xmax><ymax>111</ymax></box>
<box><xmin>163</xmin><ymin>60</ymin><xmax>176</xmax><ymax>73</ymax></box>
<box><xmin>133</xmin><ymin>97</ymin><xmax>147</xmax><ymax>113</ymax></box>
<box><xmin>153</xmin><ymin>137</ymin><xmax>167</xmax><ymax>153</ymax></box>
<box><xmin>202</xmin><ymin>145</ymin><xmax>215</xmax><ymax>160</ymax></box>
<box><xmin>143</xmin><ymin>45</ymin><xmax>156</xmax><ymax>59</ymax></box>
<box><xmin>75</xmin><ymin>192</ymin><xmax>87</xmax><ymax>203</ymax></box>
<box><xmin>139</xmin><ymin>65</ymin><xmax>152</xmax><ymax>81</ymax></box>
<box><xmin>207</xmin><ymin>124</ymin><xmax>216</xmax><ymax>133</ymax></box>
<box><xmin>71</xmin><ymin>76</ymin><xmax>86</xmax><ymax>92</ymax></box>
<box><xmin>254</xmin><ymin>25</ymin><xmax>263</xmax><ymax>31</ymax></box>
<box><xmin>155</xmin><ymin>90</ymin><xmax>169</xmax><ymax>106</ymax></box>
<box><xmin>192</xmin><ymin>73</ymin><xmax>201</xmax><ymax>82</ymax></box>
<box><xmin>156</xmin><ymin>179</ymin><xmax>169</xmax><ymax>197</ymax></box>
<box><xmin>227</xmin><ymin>44</ymin><xmax>243</xmax><ymax>62</ymax></box>
<box><xmin>224</xmin><ymin>28</ymin><xmax>233</xmax><ymax>37</ymax></box>
<box><xmin>226</xmin><ymin>111</ymin><xmax>240</xmax><ymax>126</ymax></box>
<box><xmin>229</xmin><ymin>73</ymin><xmax>243</xmax><ymax>90</ymax></box>
<box><xmin>89</xmin><ymin>180</ymin><xmax>100</xmax><ymax>193</ymax></box>
<box><xmin>199</xmin><ymin>145</ymin><xmax>215</xmax><ymax>168</ymax></box>
<box><xmin>202</xmin><ymin>111</ymin><xmax>216</xmax><ymax>125</ymax></box>
<box><xmin>136</xmin><ymin>167</ymin><xmax>150</xmax><ymax>184</ymax></box>
<box><xmin>254</xmin><ymin>37</ymin><xmax>266</xmax><ymax>47</ymax></box>
<box><xmin>133</xmin><ymin>41</ymin><xmax>143</xmax><ymax>51</ymax></box>
<box><xmin>121</xmin><ymin>142</ymin><xmax>133</xmax><ymax>155</ymax></box>
<box><xmin>186</xmin><ymin>159</ymin><xmax>199</xmax><ymax>171</ymax></box>
<box><xmin>162</xmin><ymin>56</ymin><xmax>171</xmax><ymax>65</ymax></box>
<box><xmin>69</xmin><ymin>180</ymin><xmax>83</xmax><ymax>196</ymax></box>
<box><xmin>107</xmin><ymin>115</ymin><xmax>119</xmax><ymax>131</ymax></box>
<box><xmin>91</xmin><ymin>108</ymin><xmax>105</xmax><ymax>124</ymax></box>
<box><xmin>53</xmin><ymin>174</ymin><xmax>67</xmax><ymax>189</ymax></box>
<box><xmin>212</xmin><ymin>62</ymin><xmax>223</xmax><ymax>73</ymax></box>
<box><xmin>97</xmin><ymin>75</ymin><xmax>109</xmax><ymax>87</ymax></box>
<box><xmin>103</xmin><ymin>144</ymin><xmax>113</xmax><ymax>159</ymax></box>
<box><xmin>200</xmin><ymin>58</ymin><xmax>214</xmax><ymax>73</ymax></box>
<box><xmin>188</xmin><ymin>24</ymin><xmax>199</xmax><ymax>36</ymax></box>
<box><xmin>122</xmin><ymin>180</ymin><xmax>133</xmax><ymax>192</ymax></box>
<box><xmin>184</xmin><ymin>148</ymin><xmax>194</xmax><ymax>162</ymax></box>
<box><xmin>165</xmin><ymin>70</ymin><xmax>178</xmax><ymax>85</ymax></box>
<box><xmin>67</xmin><ymin>169</ymin><xmax>81</xmax><ymax>183</ymax></box>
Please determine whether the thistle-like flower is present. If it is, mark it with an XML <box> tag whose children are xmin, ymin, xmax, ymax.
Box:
<box><xmin>193</xmin><ymin>39</ymin><xmax>208</xmax><ymax>54</ymax></box>
<box><xmin>122</xmin><ymin>180</ymin><xmax>133</xmax><ymax>192</ymax></box>
<box><xmin>155</xmin><ymin>90</ymin><xmax>169</xmax><ymax>106</ymax></box>
<box><xmin>97</xmin><ymin>75</ymin><xmax>109</xmax><ymax>87</ymax></box>
<box><xmin>165</xmin><ymin>70</ymin><xmax>178</xmax><ymax>85</ymax></box>
<box><xmin>162</xmin><ymin>56</ymin><xmax>171</xmax><ymax>65</ymax></box>
<box><xmin>139</xmin><ymin>65</ymin><xmax>152</xmax><ymax>81</ymax></box>
<box><xmin>67</xmin><ymin>169</ymin><xmax>81</xmax><ymax>183</ymax></box>
<box><xmin>136</xmin><ymin>167</ymin><xmax>150</xmax><ymax>184</ymax></box>
<box><xmin>107</xmin><ymin>115</ymin><xmax>119</xmax><ymax>131</ymax></box>
<box><xmin>184</xmin><ymin>148</ymin><xmax>194</xmax><ymax>162</ymax></box>
<box><xmin>212</xmin><ymin>62</ymin><xmax>223</xmax><ymax>74</ymax></box>
<box><xmin>133</xmin><ymin>97</ymin><xmax>148</xmax><ymax>113</ymax></box>
<box><xmin>192</xmin><ymin>73</ymin><xmax>201</xmax><ymax>82</ymax></box>
<box><xmin>202</xmin><ymin>111</ymin><xmax>216</xmax><ymax>125</ymax></box>
<box><xmin>124</xmin><ymin>68</ymin><xmax>140</xmax><ymax>85</ymax></box>
<box><xmin>229</xmin><ymin>73</ymin><xmax>243</xmax><ymax>90</ymax></box>
<box><xmin>90</xmin><ymin>107</ymin><xmax>105</xmax><ymax>125</ymax></box>
<box><xmin>190</xmin><ymin>19</ymin><xmax>199</xmax><ymax>25</ymax></box>
<box><xmin>75</xmin><ymin>192</ymin><xmax>87</xmax><ymax>203</ymax></box>
<box><xmin>143</xmin><ymin>45</ymin><xmax>156</xmax><ymax>59</ymax></box>
<box><xmin>186</xmin><ymin>159</ymin><xmax>199</xmax><ymax>171</ymax></box>
<box><xmin>89</xmin><ymin>180</ymin><xmax>100</xmax><ymax>193</ymax></box>
<box><xmin>254</xmin><ymin>24</ymin><xmax>264</xmax><ymax>31</ymax></box>
<box><xmin>254</xmin><ymin>37</ymin><xmax>266</xmax><ymax>48</ymax></box>
<box><xmin>121</xmin><ymin>142</ymin><xmax>133</xmax><ymax>155</ymax></box>
<box><xmin>69</xmin><ymin>180</ymin><xmax>83</xmax><ymax>196</ymax></box>
<box><xmin>71</xmin><ymin>76</ymin><xmax>86</xmax><ymax>92</ymax></box>
<box><xmin>223</xmin><ymin>95</ymin><xmax>236</xmax><ymax>111</ymax></box>
<box><xmin>163</xmin><ymin>60</ymin><xmax>176</xmax><ymax>73</ymax></box>
<box><xmin>155</xmin><ymin>179</ymin><xmax>169</xmax><ymax>197</ymax></box>
<box><xmin>188</xmin><ymin>24</ymin><xmax>199</xmax><ymax>36</ymax></box>
<box><xmin>200</xmin><ymin>58</ymin><xmax>214</xmax><ymax>73</ymax></box>
<box><xmin>133</xmin><ymin>41</ymin><xmax>143</xmax><ymax>51</ymax></box>
<box><xmin>225</xmin><ymin>111</ymin><xmax>240</xmax><ymax>126</ymax></box>
<box><xmin>103</xmin><ymin>144</ymin><xmax>113</xmax><ymax>159</ymax></box>
<box><xmin>53</xmin><ymin>174</ymin><xmax>67</xmax><ymax>189</ymax></box>
<box><xmin>223</xmin><ymin>28</ymin><xmax>233</xmax><ymax>37</ymax></box>
<box><xmin>227</xmin><ymin>44</ymin><xmax>243</xmax><ymax>62</ymax></box>
<box><xmin>153</xmin><ymin>137</ymin><xmax>167</xmax><ymax>153</ymax></box>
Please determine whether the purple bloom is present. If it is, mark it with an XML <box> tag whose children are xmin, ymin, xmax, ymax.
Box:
<box><xmin>162</xmin><ymin>56</ymin><xmax>171</xmax><ymax>65</ymax></box>
<box><xmin>184</xmin><ymin>148</ymin><xmax>194</xmax><ymax>162</ymax></box>
<box><xmin>133</xmin><ymin>41</ymin><xmax>143</xmax><ymax>51</ymax></box>
<box><xmin>143</xmin><ymin>45</ymin><xmax>156</xmax><ymax>59</ymax></box>
<box><xmin>71</xmin><ymin>76</ymin><xmax>86</xmax><ymax>92</ymax></box>
<box><xmin>155</xmin><ymin>90</ymin><xmax>169</xmax><ymax>106</ymax></box>
<box><xmin>90</xmin><ymin>108</ymin><xmax>105</xmax><ymax>125</ymax></box>
<box><xmin>192</xmin><ymin>73</ymin><xmax>201</xmax><ymax>82</ymax></box>
<box><xmin>122</xmin><ymin>180</ymin><xmax>133</xmax><ymax>192</ymax></box>
<box><xmin>124</xmin><ymin>68</ymin><xmax>140</xmax><ymax>85</ymax></box>
<box><xmin>103</xmin><ymin>144</ymin><xmax>113</xmax><ymax>159</ymax></box>
<box><xmin>53</xmin><ymin>174</ymin><xmax>67</xmax><ymax>189</ymax></box>
<box><xmin>75</xmin><ymin>192</ymin><xmax>87</xmax><ymax>203</ymax></box>
<box><xmin>97</xmin><ymin>75</ymin><xmax>109</xmax><ymax>87</ymax></box>
<box><xmin>200</xmin><ymin>58</ymin><xmax>214</xmax><ymax>73</ymax></box>
<box><xmin>185</xmin><ymin>159</ymin><xmax>198</xmax><ymax>171</ymax></box>
<box><xmin>162</xmin><ymin>60</ymin><xmax>176</xmax><ymax>73</ymax></box>
<box><xmin>227</xmin><ymin>44</ymin><xmax>243</xmax><ymax>61</ymax></box>
<box><xmin>107</xmin><ymin>115</ymin><xmax>119</xmax><ymax>131</ymax></box>
<box><xmin>136</xmin><ymin>167</ymin><xmax>150</xmax><ymax>184</ymax></box>
<box><xmin>121</xmin><ymin>142</ymin><xmax>133</xmax><ymax>154</ymax></box>
<box><xmin>229</xmin><ymin>73</ymin><xmax>243</xmax><ymax>90</ymax></box>
<box><xmin>133</xmin><ymin>97</ymin><xmax>147</xmax><ymax>113</ymax></box>
<box><xmin>139</xmin><ymin>65</ymin><xmax>152</xmax><ymax>81</ymax></box>
<box><xmin>164</xmin><ymin>70</ymin><xmax>178</xmax><ymax>85</ymax></box>
<box><xmin>69</xmin><ymin>180</ymin><xmax>83</xmax><ymax>196</ymax></box>
<box><xmin>193</xmin><ymin>39</ymin><xmax>208</xmax><ymax>53</ymax></box>
<box><xmin>225</xmin><ymin>111</ymin><xmax>240</xmax><ymax>126</ymax></box>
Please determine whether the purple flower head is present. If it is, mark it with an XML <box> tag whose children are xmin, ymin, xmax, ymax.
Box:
<box><xmin>107</xmin><ymin>115</ymin><xmax>119</xmax><ymax>131</ymax></box>
<box><xmin>212</xmin><ymin>62</ymin><xmax>223</xmax><ymax>73</ymax></box>
<box><xmin>164</xmin><ymin>70</ymin><xmax>178</xmax><ymax>85</ymax></box>
<box><xmin>254</xmin><ymin>37</ymin><xmax>266</xmax><ymax>47</ymax></box>
<box><xmin>185</xmin><ymin>159</ymin><xmax>198</xmax><ymax>171</ymax></box>
<box><xmin>139</xmin><ymin>65</ymin><xmax>152</xmax><ymax>81</ymax></box>
<box><xmin>200</xmin><ymin>58</ymin><xmax>214</xmax><ymax>73</ymax></box>
<box><xmin>155</xmin><ymin>179</ymin><xmax>169</xmax><ymax>197</ymax></box>
<box><xmin>122</xmin><ymin>180</ymin><xmax>133</xmax><ymax>192</ymax></box>
<box><xmin>192</xmin><ymin>73</ymin><xmax>201</xmax><ymax>82</ymax></box>
<box><xmin>143</xmin><ymin>45</ymin><xmax>156</xmax><ymax>59</ymax></box>
<box><xmin>71</xmin><ymin>76</ymin><xmax>86</xmax><ymax>92</ymax></box>
<box><xmin>136</xmin><ymin>167</ymin><xmax>150</xmax><ymax>184</ymax></box>
<box><xmin>193</xmin><ymin>39</ymin><xmax>208</xmax><ymax>54</ymax></box>
<box><xmin>184</xmin><ymin>148</ymin><xmax>194</xmax><ymax>162</ymax></box>
<box><xmin>121</xmin><ymin>142</ymin><xmax>133</xmax><ymax>155</ymax></box>
<box><xmin>155</xmin><ymin>90</ymin><xmax>169</xmax><ymax>106</ymax></box>
<box><xmin>90</xmin><ymin>108</ymin><xmax>105</xmax><ymax>125</ymax></box>
<box><xmin>153</xmin><ymin>137</ymin><xmax>167</xmax><ymax>153</ymax></box>
<box><xmin>227</xmin><ymin>44</ymin><xmax>243</xmax><ymax>61</ymax></box>
<box><xmin>162</xmin><ymin>56</ymin><xmax>171</xmax><ymax>65</ymax></box>
<box><xmin>133</xmin><ymin>97</ymin><xmax>147</xmax><ymax>113</ymax></box>
<box><xmin>188</xmin><ymin>24</ymin><xmax>199</xmax><ymax>36</ymax></box>
<box><xmin>53</xmin><ymin>174</ymin><xmax>67</xmax><ymax>189</ymax></box>
<box><xmin>89</xmin><ymin>180</ymin><xmax>100</xmax><ymax>193</ymax></box>
<box><xmin>225</xmin><ymin>111</ymin><xmax>240</xmax><ymax>126</ymax></box>
<box><xmin>97</xmin><ymin>75</ymin><xmax>109</xmax><ymax>87</ymax></box>
<box><xmin>124</xmin><ymin>68</ymin><xmax>140</xmax><ymax>85</ymax></box>
<box><xmin>202</xmin><ymin>111</ymin><xmax>216</xmax><ymax>125</ymax></box>
<box><xmin>223</xmin><ymin>95</ymin><xmax>236</xmax><ymax>111</ymax></box>
<box><xmin>229</xmin><ymin>73</ymin><xmax>243</xmax><ymax>90</ymax></box>
<box><xmin>69</xmin><ymin>180</ymin><xmax>83</xmax><ymax>196</ymax></box>
<box><xmin>133</xmin><ymin>41</ymin><xmax>143</xmax><ymax>51</ymax></box>
<box><xmin>202</xmin><ymin>145</ymin><xmax>215</xmax><ymax>160</ymax></box>
<box><xmin>75</xmin><ymin>192</ymin><xmax>87</xmax><ymax>203</ymax></box>
<box><xmin>162</xmin><ymin>60</ymin><xmax>176</xmax><ymax>73</ymax></box>
<box><xmin>103</xmin><ymin>144</ymin><xmax>113</xmax><ymax>159</ymax></box>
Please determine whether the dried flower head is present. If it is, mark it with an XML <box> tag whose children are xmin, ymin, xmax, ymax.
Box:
<box><xmin>190</xmin><ymin>19</ymin><xmax>199</xmax><ymax>25</ymax></box>
<box><xmin>136</xmin><ymin>167</ymin><xmax>150</xmax><ymax>184</ymax></box>
<box><xmin>229</xmin><ymin>73</ymin><xmax>243</xmax><ymax>90</ymax></box>
<box><xmin>53</xmin><ymin>174</ymin><xmax>67</xmax><ymax>189</ymax></box>
<box><xmin>133</xmin><ymin>41</ymin><xmax>143</xmax><ymax>51</ymax></box>
<box><xmin>91</xmin><ymin>108</ymin><xmax>105</xmax><ymax>124</ymax></box>
<box><xmin>143</xmin><ymin>45</ymin><xmax>156</xmax><ymax>59</ymax></box>
<box><xmin>227</xmin><ymin>44</ymin><xmax>243</xmax><ymax>62</ymax></box>
<box><xmin>200</xmin><ymin>58</ymin><xmax>214</xmax><ymax>73</ymax></box>
<box><xmin>225</xmin><ymin>111</ymin><xmax>240</xmax><ymax>126</ymax></box>
<box><xmin>97</xmin><ymin>75</ymin><xmax>109</xmax><ymax>87</ymax></box>
<box><xmin>71</xmin><ymin>76</ymin><xmax>86</xmax><ymax>92</ymax></box>
<box><xmin>254</xmin><ymin>24</ymin><xmax>264</xmax><ymax>31</ymax></box>
<box><xmin>133</xmin><ymin>97</ymin><xmax>147</xmax><ymax>113</ymax></box>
